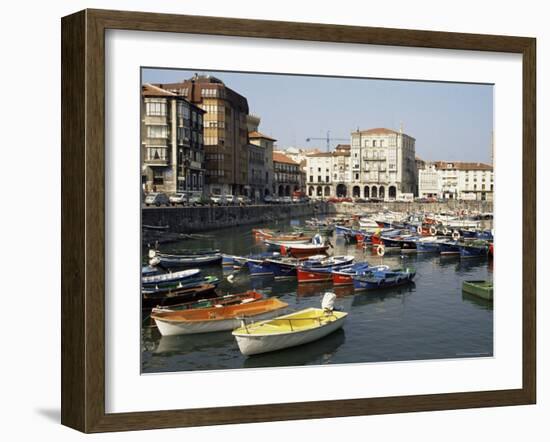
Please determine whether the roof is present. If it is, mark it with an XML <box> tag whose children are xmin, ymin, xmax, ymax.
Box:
<box><xmin>355</xmin><ymin>128</ymin><xmax>398</xmax><ymax>135</ymax></box>
<box><xmin>353</xmin><ymin>128</ymin><xmax>415</xmax><ymax>140</ymax></box>
<box><xmin>273</xmin><ymin>152</ymin><xmax>299</xmax><ymax>165</ymax></box>
<box><xmin>335</xmin><ymin>144</ymin><xmax>350</xmax><ymax>150</ymax></box>
<box><xmin>142</xmin><ymin>83</ymin><xmax>177</xmax><ymax>97</ymax></box>
<box><xmin>248</xmin><ymin>131</ymin><xmax>277</xmax><ymax>141</ymax></box>
<box><xmin>433</xmin><ymin>161</ymin><xmax>493</xmax><ymax>171</ymax></box>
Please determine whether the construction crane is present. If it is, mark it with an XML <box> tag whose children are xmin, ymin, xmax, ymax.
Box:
<box><xmin>306</xmin><ymin>130</ymin><xmax>348</xmax><ymax>152</ymax></box>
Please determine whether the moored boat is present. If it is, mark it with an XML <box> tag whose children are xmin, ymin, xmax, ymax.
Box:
<box><xmin>142</xmin><ymin>283</ymin><xmax>217</xmax><ymax>310</ymax></box>
<box><xmin>142</xmin><ymin>268</ymin><xmax>201</xmax><ymax>287</ymax></box>
<box><xmin>232</xmin><ymin>292</ymin><xmax>347</xmax><ymax>356</ymax></box>
<box><xmin>151</xmin><ymin>297</ymin><xmax>289</xmax><ymax>336</ymax></box>
<box><xmin>151</xmin><ymin>290</ymin><xmax>263</xmax><ymax>313</ymax></box>
<box><xmin>141</xmin><ymin>275</ymin><xmax>220</xmax><ymax>296</ymax></box>
<box><xmin>462</xmin><ymin>280</ymin><xmax>493</xmax><ymax>301</ymax></box>
<box><xmin>331</xmin><ymin>262</ymin><xmax>373</xmax><ymax>286</ymax></box>
<box><xmin>458</xmin><ymin>240</ymin><xmax>489</xmax><ymax>258</ymax></box>
<box><xmin>149</xmin><ymin>253</ymin><xmax>222</xmax><ymax>268</ymax></box>
<box><xmin>352</xmin><ymin>266</ymin><xmax>416</xmax><ymax>291</ymax></box>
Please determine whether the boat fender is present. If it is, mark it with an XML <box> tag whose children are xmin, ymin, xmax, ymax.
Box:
<box><xmin>280</xmin><ymin>245</ymin><xmax>287</xmax><ymax>255</ymax></box>
<box><xmin>443</xmin><ymin>227</ymin><xmax>450</xmax><ymax>235</ymax></box>
<box><xmin>376</xmin><ymin>244</ymin><xmax>385</xmax><ymax>257</ymax></box>
<box><xmin>429</xmin><ymin>226</ymin><xmax>437</xmax><ymax>236</ymax></box>
<box><xmin>452</xmin><ymin>231</ymin><xmax>460</xmax><ymax>241</ymax></box>
<box><xmin>417</xmin><ymin>225</ymin><xmax>423</xmax><ymax>234</ymax></box>
<box><xmin>148</xmin><ymin>249</ymin><xmax>157</xmax><ymax>258</ymax></box>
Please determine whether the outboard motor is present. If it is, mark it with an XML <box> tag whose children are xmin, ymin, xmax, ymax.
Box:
<box><xmin>321</xmin><ymin>291</ymin><xmax>337</xmax><ymax>314</ymax></box>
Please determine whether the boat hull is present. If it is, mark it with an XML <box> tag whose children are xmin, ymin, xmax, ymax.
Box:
<box><xmin>462</xmin><ymin>280</ymin><xmax>493</xmax><ymax>300</ymax></box>
<box><xmin>353</xmin><ymin>271</ymin><xmax>415</xmax><ymax>291</ymax></box>
<box><xmin>296</xmin><ymin>267</ymin><xmax>332</xmax><ymax>283</ymax></box>
<box><xmin>234</xmin><ymin>314</ymin><xmax>347</xmax><ymax>356</ymax></box>
<box><xmin>155</xmin><ymin>308</ymin><xmax>286</xmax><ymax>336</ymax></box>
<box><xmin>459</xmin><ymin>244</ymin><xmax>488</xmax><ymax>258</ymax></box>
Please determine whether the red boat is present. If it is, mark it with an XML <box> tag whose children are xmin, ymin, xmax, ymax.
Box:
<box><xmin>332</xmin><ymin>272</ymin><xmax>353</xmax><ymax>286</ymax></box>
<box><xmin>284</xmin><ymin>244</ymin><xmax>329</xmax><ymax>258</ymax></box>
<box><xmin>296</xmin><ymin>267</ymin><xmax>333</xmax><ymax>283</ymax></box>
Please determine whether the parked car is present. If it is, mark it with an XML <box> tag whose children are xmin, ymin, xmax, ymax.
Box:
<box><xmin>224</xmin><ymin>195</ymin><xmax>235</xmax><ymax>205</ymax></box>
<box><xmin>169</xmin><ymin>193</ymin><xmax>185</xmax><ymax>206</ymax></box>
<box><xmin>263</xmin><ymin>195</ymin><xmax>274</xmax><ymax>204</ymax></box>
<box><xmin>281</xmin><ymin>196</ymin><xmax>292</xmax><ymax>204</ymax></box>
<box><xmin>144</xmin><ymin>192</ymin><xmax>170</xmax><ymax>207</ymax></box>
<box><xmin>237</xmin><ymin>195</ymin><xmax>252</xmax><ymax>205</ymax></box>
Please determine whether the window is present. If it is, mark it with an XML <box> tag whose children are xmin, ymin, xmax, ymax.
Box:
<box><xmin>309</xmin><ymin>176</ymin><xmax>313</xmax><ymax>182</ymax></box>
<box><xmin>146</xmin><ymin>125</ymin><xmax>168</xmax><ymax>138</ymax></box>
<box><xmin>153</xmin><ymin>169</ymin><xmax>164</xmax><ymax>185</ymax></box>
<box><xmin>145</xmin><ymin>101</ymin><xmax>167</xmax><ymax>116</ymax></box>
<box><xmin>355</xmin><ymin>173</ymin><xmax>359</xmax><ymax>180</ymax></box>
<box><xmin>177</xmin><ymin>102</ymin><xmax>190</xmax><ymax>119</ymax></box>
<box><xmin>326</xmin><ymin>176</ymin><xmax>330</xmax><ymax>182</ymax></box>
<box><xmin>373</xmin><ymin>140</ymin><xmax>377</xmax><ymax>147</ymax></box>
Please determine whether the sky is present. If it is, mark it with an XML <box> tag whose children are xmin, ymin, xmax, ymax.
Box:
<box><xmin>142</xmin><ymin>68</ymin><xmax>493</xmax><ymax>163</ymax></box>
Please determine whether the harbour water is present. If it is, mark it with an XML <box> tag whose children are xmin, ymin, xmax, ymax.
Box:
<box><xmin>141</xmin><ymin>217</ymin><xmax>493</xmax><ymax>373</ymax></box>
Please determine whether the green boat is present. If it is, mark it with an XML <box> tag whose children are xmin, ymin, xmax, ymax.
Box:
<box><xmin>462</xmin><ymin>280</ymin><xmax>493</xmax><ymax>301</ymax></box>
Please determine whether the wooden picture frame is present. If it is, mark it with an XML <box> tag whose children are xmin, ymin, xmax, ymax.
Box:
<box><xmin>61</xmin><ymin>8</ymin><xmax>536</xmax><ymax>433</ymax></box>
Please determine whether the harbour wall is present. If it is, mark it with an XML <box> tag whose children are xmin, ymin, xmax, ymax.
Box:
<box><xmin>142</xmin><ymin>200</ymin><xmax>493</xmax><ymax>234</ymax></box>
<box><xmin>330</xmin><ymin>200</ymin><xmax>493</xmax><ymax>215</ymax></box>
<box><xmin>142</xmin><ymin>202</ymin><xmax>332</xmax><ymax>233</ymax></box>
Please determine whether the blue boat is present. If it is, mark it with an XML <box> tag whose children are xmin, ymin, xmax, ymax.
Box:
<box><xmin>247</xmin><ymin>257</ymin><xmax>298</xmax><ymax>278</ymax></box>
<box><xmin>415</xmin><ymin>238</ymin><xmax>443</xmax><ymax>253</ymax></box>
<box><xmin>458</xmin><ymin>241</ymin><xmax>489</xmax><ymax>258</ymax></box>
<box><xmin>475</xmin><ymin>230</ymin><xmax>494</xmax><ymax>241</ymax></box>
<box><xmin>352</xmin><ymin>266</ymin><xmax>416</xmax><ymax>291</ymax></box>
<box><xmin>223</xmin><ymin>251</ymin><xmax>280</xmax><ymax>267</ymax></box>
<box><xmin>439</xmin><ymin>241</ymin><xmax>461</xmax><ymax>255</ymax></box>
<box><xmin>335</xmin><ymin>225</ymin><xmax>352</xmax><ymax>235</ymax></box>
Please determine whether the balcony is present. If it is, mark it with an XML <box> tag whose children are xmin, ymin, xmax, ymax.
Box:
<box><xmin>144</xmin><ymin>157</ymin><xmax>169</xmax><ymax>167</ymax></box>
<box><xmin>144</xmin><ymin>147</ymin><xmax>169</xmax><ymax>167</ymax></box>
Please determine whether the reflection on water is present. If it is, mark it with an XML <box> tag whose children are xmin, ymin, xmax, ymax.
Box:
<box><xmin>141</xmin><ymin>217</ymin><xmax>493</xmax><ymax>373</ymax></box>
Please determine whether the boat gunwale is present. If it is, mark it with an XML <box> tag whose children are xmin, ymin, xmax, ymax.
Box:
<box><xmin>151</xmin><ymin>299</ymin><xmax>288</xmax><ymax>323</ymax></box>
<box><xmin>233</xmin><ymin>307</ymin><xmax>347</xmax><ymax>337</ymax></box>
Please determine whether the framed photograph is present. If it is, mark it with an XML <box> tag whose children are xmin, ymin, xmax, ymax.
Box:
<box><xmin>61</xmin><ymin>9</ymin><xmax>536</xmax><ymax>433</ymax></box>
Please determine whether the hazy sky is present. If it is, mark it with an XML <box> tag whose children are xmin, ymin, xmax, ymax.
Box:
<box><xmin>142</xmin><ymin>68</ymin><xmax>493</xmax><ymax>163</ymax></box>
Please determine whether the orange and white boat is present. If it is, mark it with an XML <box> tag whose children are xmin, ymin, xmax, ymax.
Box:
<box><xmin>151</xmin><ymin>297</ymin><xmax>289</xmax><ymax>336</ymax></box>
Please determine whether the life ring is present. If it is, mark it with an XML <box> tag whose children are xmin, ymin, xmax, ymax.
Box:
<box><xmin>376</xmin><ymin>244</ymin><xmax>386</xmax><ymax>257</ymax></box>
<box><xmin>443</xmin><ymin>227</ymin><xmax>449</xmax><ymax>235</ymax></box>
<box><xmin>429</xmin><ymin>226</ymin><xmax>437</xmax><ymax>236</ymax></box>
<box><xmin>452</xmin><ymin>230</ymin><xmax>460</xmax><ymax>241</ymax></box>
<box><xmin>417</xmin><ymin>225</ymin><xmax>423</xmax><ymax>234</ymax></box>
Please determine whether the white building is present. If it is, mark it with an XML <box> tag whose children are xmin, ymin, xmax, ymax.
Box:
<box><xmin>422</xmin><ymin>161</ymin><xmax>494</xmax><ymax>201</ymax></box>
<box><xmin>418</xmin><ymin>163</ymin><xmax>440</xmax><ymax>198</ymax></box>
<box><xmin>350</xmin><ymin>128</ymin><xmax>417</xmax><ymax>200</ymax></box>
<box><xmin>305</xmin><ymin>145</ymin><xmax>351</xmax><ymax>198</ymax></box>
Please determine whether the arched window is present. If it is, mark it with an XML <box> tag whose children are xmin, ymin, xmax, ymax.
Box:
<box><xmin>371</xmin><ymin>186</ymin><xmax>378</xmax><ymax>198</ymax></box>
<box><xmin>364</xmin><ymin>186</ymin><xmax>370</xmax><ymax>198</ymax></box>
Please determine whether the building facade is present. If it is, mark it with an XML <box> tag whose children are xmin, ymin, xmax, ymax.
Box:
<box><xmin>141</xmin><ymin>83</ymin><xmax>205</xmax><ymax>194</ymax></box>
<box><xmin>305</xmin><ymin>145</ymin><xmax>351</xmax><ymax>198</ymax></box>
<box><xmin>434</xmin><ymin>161</ymin><xmax>494</xmax><ymax>201</ymax></box>
<box><xmin>248</xmin><ymin>130</ymin><xmax>275</xmax><ymax>201</ymax></box>
<box><xmin>273</xmin><ymin>152</ymin><xmax>302</xmax><ymax>196</ymax></box>
<box><xmin>157</xmin><ymin>74</ymin><xmax>250</xmax><ymax>196</ymax></box>
<box><xmin>418</xmin><ymin>163</ymin><xmax>440</xmax><ymax>198</ymax></box>
<box><xmin>349</xmin><ymin>128</ymin><xmax>417</xmax><ymax>200</ymax></box>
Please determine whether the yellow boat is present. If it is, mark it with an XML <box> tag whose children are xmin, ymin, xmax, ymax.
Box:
<box><xmin>233</xmin><ymin>293</ymin><xmax>347</xmax><ymax>356</ymax></box>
